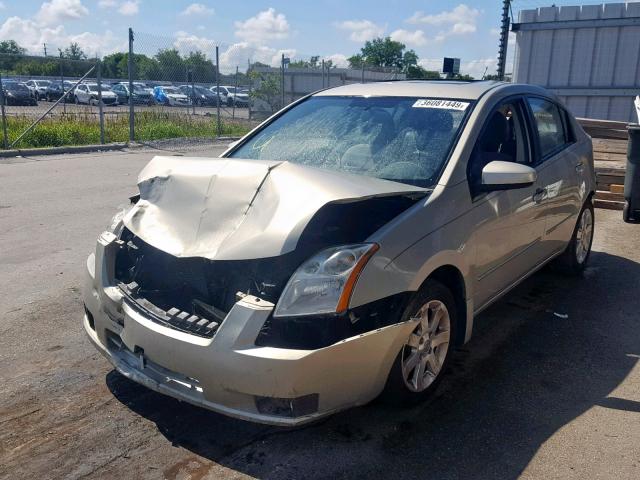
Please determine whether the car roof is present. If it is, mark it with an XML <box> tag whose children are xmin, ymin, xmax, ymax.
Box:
<box><xmin>314</xmin><ymin>80</ymin><xmax>504</xmax><ymax>100</ymax></box>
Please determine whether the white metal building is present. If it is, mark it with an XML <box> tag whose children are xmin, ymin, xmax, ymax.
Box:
<box><xmin>513</xmin><ymin>2</ymin><xmax>640</xmax><ymax>122</ymax></box>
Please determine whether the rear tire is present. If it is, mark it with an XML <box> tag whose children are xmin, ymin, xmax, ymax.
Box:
<box><xmin>382</xmin><ymin>280</ymin><xmax>457</xmax><ymax>405</ymax></box>
<box><xmin>555</xmin><ymin>199</ymin><xmax>594</xmax><ymax>275</ymax></box>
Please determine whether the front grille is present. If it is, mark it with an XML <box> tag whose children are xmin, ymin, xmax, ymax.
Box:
<box><xmin>119</xmin><ymin>281</ymin><xmax>221</xmax><ymax>338</ymax></box>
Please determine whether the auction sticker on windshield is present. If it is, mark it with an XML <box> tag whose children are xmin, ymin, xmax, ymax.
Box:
<box><xmin>412</xmin><ymin>99</ymin><xmax>470</xmax><ymax>110</ymax></box>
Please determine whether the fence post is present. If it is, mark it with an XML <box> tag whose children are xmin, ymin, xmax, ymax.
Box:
<box><xmin>189</xmin><ymin>68</ymin><xmax>195</xmax><ymax>115</ymax></box>
<box><xmin>232</xmin><ymin>65</ymin><xmax>238</xmax><ymax>120</ymax></box>
<box><xmin>281</xmin><ymin>53</ymin><xmax>285</xmax><ymax>108</ymax></box>
<box><xmin>0</xmin><ymin>73</ymin><xmax>8</xmax><ymax>149</ymax></box>
<box><xmin>97</xmin><ymin>60</ymin><xmax>105</xmax><ymax>145</ymax></box>
<box><xmin>128</xmin><ymin>27</ymin><xmax>135</xmax><ymax>142</ymax></box>
<box><xmin>59</xmin><ymin>60</ymin><xmax>66</xmax><ymax>114</ymax></box>
<box><xmin>321</xmin><ymin>59</ymin><xmax>325</xmax><ymax>88</ymax></box>
<box><xmin>327</xmin><ymin>64</ymin><xmax>330</xmax><ymax>88</ymax></box>
<box><xmin>216</xmin><ymin>46</ymin><xmax>221</xmax><ymax>136</ymax></box>
<box><xmin>247</xmin><ymin>60</ymin><xmax>252</xmax><ymax>122</ymax></box>
<box><xmin>361</xmin><ymin>64</ymin><xmax>365</xmax><ymax>83</ymax></box>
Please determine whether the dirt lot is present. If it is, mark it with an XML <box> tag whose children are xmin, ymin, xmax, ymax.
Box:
<box><xmin>1</xmin><ymin>148</ymin><xmax>639</xmax><ymax>480</ymax></box>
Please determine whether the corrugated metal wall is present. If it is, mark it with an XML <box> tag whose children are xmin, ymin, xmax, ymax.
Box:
<box><xmin>514</xmin><ymin>2</ymin><xmax>640</xmax><ymax>122</ymax></box>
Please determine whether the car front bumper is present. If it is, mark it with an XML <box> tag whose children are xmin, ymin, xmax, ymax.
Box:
<box><xmin>83</xmin><ymin>231</ymin><xmax>413</xmax><ymax>426</ymax></box>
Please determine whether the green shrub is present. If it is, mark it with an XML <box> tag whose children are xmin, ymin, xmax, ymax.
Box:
<box><xmin>4</xmin><ymin>112</ymin><xmax>251</xmax><ymax>148</ymax></box>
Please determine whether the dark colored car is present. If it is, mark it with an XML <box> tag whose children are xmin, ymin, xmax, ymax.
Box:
<box><xmin>1</xmin><ymin>81</ymin><xmax>37</xmax><ymax>106</ymax></box>
<box><xmin>178</xmin><ymin>85</ymin><xmax>218</xmax><ymax>106</ymax></box>
<box><xmin>44</xmin><ymin>81</ymin><xmax>74</xmax><ymax>102</ymax></box>
<box><xmin>111</xmin><ymin>83</ymin><xmax>155</xmax><ymax>105</ymax></box>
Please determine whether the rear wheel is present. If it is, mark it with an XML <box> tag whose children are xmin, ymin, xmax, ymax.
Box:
<box><xmin>556</xmin><ymin>199</ymin><xmax>594</xmax><ymax>275</ymax></box>
<box><xmin>383</xmin><ymin>280</ymin><xmax>456</xmax><ymax>405</ymax></box>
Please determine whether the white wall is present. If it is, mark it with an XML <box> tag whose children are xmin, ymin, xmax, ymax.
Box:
<box><xmin>514</xmin><ymin>2</ymin><xmax>640</xmax><ymax>122</ymax></box>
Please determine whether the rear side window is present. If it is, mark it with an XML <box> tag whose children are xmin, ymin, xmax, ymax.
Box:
<box><xmin>527</xmin><ymin>97</ymin><xmax>568</xmax><ymax>159</ymax></box>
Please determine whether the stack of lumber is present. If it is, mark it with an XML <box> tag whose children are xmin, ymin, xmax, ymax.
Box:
<box><xmin>577</xmin><ymin>119</ymin><xmax>628</xmax><ymax>211</ymax></box>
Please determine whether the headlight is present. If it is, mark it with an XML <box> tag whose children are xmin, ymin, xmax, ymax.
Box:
<box><xmin>273</xmin><ymin>243</ymin><xmax>379</xmax><ymax>318</ymax></box>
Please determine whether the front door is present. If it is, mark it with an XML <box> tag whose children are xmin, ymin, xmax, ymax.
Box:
<box><xmin>468</xmin><ymin>98</ymin><xmax>548</xmax><ymax>309</ymax></box>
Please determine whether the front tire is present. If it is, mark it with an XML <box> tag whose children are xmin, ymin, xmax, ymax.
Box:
<box><xmin>383</xmin><ymin>280</ymin><xmax>456</xmax><ymax>405</ymax></box>
<box><xmin>556</xmin><ymin>199</ymin><xmax>594</xmax><ymax>275</ymax></box>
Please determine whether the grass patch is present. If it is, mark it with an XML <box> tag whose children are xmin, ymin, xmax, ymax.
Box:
<box><xmin>3</xmin><ymin>111</ymin><xmax>251</xmax><ymax>149</ymax></box>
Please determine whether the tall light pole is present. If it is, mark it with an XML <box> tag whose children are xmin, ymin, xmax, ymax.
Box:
<box><xmin>497</xmin><ymin>0</ymin><xmax>511</xmax><ymax>81</ymax></box>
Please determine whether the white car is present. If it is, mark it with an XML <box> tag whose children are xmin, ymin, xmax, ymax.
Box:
<box><xmin>24</xmin><ymin>79</ymin><xmax>51</xmax><ymax>100</ymax></box>
<box><xmin>74</xmin><ymin>83</ymin><xmax>118</xmax><ymax>106</ymax></box>
<box><xmin>153</xmin><ymin>86</ymin><xmax>190</xmax><ymax>107</ymax></box>
<box><xmin>211</xmin><ymin>85</ymin><xmax>249</xmax><ymax>106</ymax></box>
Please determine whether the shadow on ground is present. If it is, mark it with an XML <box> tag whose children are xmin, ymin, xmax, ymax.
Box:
<box><xmin>107</xmin><ymin>251</ymin><xmax>640</xmax><ymax>479</ymax></box>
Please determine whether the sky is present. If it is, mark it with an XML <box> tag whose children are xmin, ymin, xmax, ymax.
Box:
<box><xmin>0</xmin><ymin>0</ymin><xmax>540</xmax><ymax>77</ymax></box>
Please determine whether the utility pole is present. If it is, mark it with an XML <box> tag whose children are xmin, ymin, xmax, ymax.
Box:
<box><xmin>43</xmin><ymin>43</ymin><xmax>47</xmax><ymax>57</ymax></box>
<box><xmin>128</xmin><ymin>27</ymin><xmax>134</xmax><ymax>142</ymax></box>
<box><xmin>496</xmin><ymin>0</ymin><xmax>511</xmax><ymax>81</ymax></box>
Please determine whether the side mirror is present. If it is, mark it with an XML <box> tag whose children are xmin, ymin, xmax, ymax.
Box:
<box><xmin>481</xmin><ymin>160</ymin><xmax>537</xmax><ymax>190</ymax></box>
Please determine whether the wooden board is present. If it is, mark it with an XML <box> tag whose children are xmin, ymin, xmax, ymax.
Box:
<box><xmin>592</xmin><ymin>138</ymin><xmax>628</xmax><ymax>155</ymax></box>
<box><xmin>594</xmin><ymin>198</ymin><xmax>625</xmax><ymax>211</ymax></box>
<box><xmin>595</xmin><ymin>190</ymin><xmax>624</xmax><ymax>201</ymax></box>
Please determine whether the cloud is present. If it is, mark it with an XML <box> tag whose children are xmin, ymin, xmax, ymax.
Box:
<box><xmin>36</xmin><ymin>0</ymin><xmax>89</xmax><ymax>26</ymax></box>
<box><xmin>173</xmin><ymin>31</ymin><xmax>215</xmax><ymax>56</ymax></box>
<box><xmin>461</xmin><ymin>57</ymin><xmax>498</xmax><ymax>78</ymax></box>
<box><xmin>180</xmin><ymin>3</ymin><xmax>214</xmax><ymax>16</ymax></box>
<box><xmin>335</xmin><ymin>19</ymin><xmax>385</xmax><ymax>42</ymax></box>
<box><xmin>234</xmin><ymin>8</ymin><xmax>290</xmax><ymax>44</ymax></box>
<box><xmin>117</xmin><ymin>0</ymin><xmax>139</xmax><ymax>15</ymax></box>
<box><xmin>489</xmin><ymin>27</ymin><xmax>501</xmax><ymax>36</ymax></box>
<box><xmin>98</xmin><ymin>0</ymin><xmax>117</xmax><ymax>7</ymax></box>
<box><xmin>390</xmin><ymin>29</ymin><xmax>427</xmax><ymax>47</ymax></box>
<box><xmin>0</xmin><ymin>15</ymin><xmax>124</xmax><ymax>57</ymax></box>
<box><xmin>219</xmin><ymin>42</ymin><xmax>298</xmax><ymax>73</ymax></box>
<box><xmin>323</xmin><ymin>53</ymin><xmax>349</xmax><ymax>68</ymax></box>
<box><xmin>0</xmin><ymin>2</ymin><xmax>6</xmax><ymax>9</ymax></box>
<box><xmin>407</xmin><ymin>4</ymin><xmax>480</xmax><ymax>36</ymax></box>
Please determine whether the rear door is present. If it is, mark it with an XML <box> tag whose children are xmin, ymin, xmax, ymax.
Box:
<box><xmin>525</xmin><ymin>97</ymin><xmax>580</xmax><ymax>258</ymax></box>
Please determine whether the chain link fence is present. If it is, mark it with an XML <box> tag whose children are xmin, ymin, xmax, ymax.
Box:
<box><xmin>0</xmin><ymin>29</ymin><xmax>407</xmax><ymax>150</ymax></box>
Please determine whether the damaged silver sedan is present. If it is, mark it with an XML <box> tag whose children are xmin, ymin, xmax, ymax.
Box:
<box><xmin>83</xmin><ymin>81</ymin><xmax>596</xmax><ymax>425</ymax></box>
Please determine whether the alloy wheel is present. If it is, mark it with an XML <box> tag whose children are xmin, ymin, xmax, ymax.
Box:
<box><xmin>575</xmin><ymin>207</ymin><xmax>593</xmax><ymax>264</ymax></box>
<box><xmin>401</xmin><ymin>300</ymin><xmax>451</xmax><ymax>392</ymax></box>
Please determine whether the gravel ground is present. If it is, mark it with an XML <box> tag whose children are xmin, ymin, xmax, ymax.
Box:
<box><xmin>0</xmin><ymin>149</ymin><xmax>639</xmax><ymax>480</ymax></box>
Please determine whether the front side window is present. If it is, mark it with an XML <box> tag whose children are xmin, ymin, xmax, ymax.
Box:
<box><xmin>468</xmin><ymin>100</ymin><xmax>530</xmax><ymax>190</ymax></box>
<box><xmin>229</xmin><ymin>96</ymin><xmax>471</xmax><ymax>187</ymax></box>
<box><xmin>527</xmin><ymin>97</ymin><xmax>567</xmax><ymax>159</ymax></box>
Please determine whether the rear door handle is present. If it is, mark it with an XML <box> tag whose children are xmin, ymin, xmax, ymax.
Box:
<box><xmin>533</xmin><ymin>187</ymin><xmax>547</xmax><ymax>203</ymax></box>
<box><xmin>575</xmin><ymin>161</ymin><xmax>584</xmax><ymax>173</ymax></box>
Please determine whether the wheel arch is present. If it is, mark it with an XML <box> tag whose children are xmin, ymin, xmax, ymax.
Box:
<box><xmin>422</xmin><ymin>264</ymin><xmax>469</xmax><ymax>346</ymax></box>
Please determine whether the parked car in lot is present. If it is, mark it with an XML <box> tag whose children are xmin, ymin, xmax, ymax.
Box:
<box><xmin>111</xmin><ymin>83</ymin><xmax>155</xmax><ymax>105</ymax></box>
<box><xmin>84</xmin><ymin>81</ymin><xmax>595</xmax><ymax>426</ymax></box>
<box><xmin>1</xmin><ymin>80</ymin><xmax>37</xmax><ymax>105</ymax></box>
<box><xmin>74</xmin><ymin>83</ymin><xmax>118</xmax><ymax>106</ymax></box>
<box><xmin>211</xmin><ymin>85</ymin><xmax>249</xmax><ymax>106</ymax></box>
<box><xmin>44</xmin><ymin>81</ymin><xmax>75</xmax><ymax>102</ymax></box>
<box><xmin>152</xmin><ymin>85</ymin><xmax>190</xmax><ymax>106</ymax></box>
<box><xmin>24</xmin><ymin>79</ymin><xmax>51</xmax><ymax>100</ymax></box>
<box><xmin>178</xmin><ymin>85</ymin><xmax>218</xmax><ymax>106</ymax></box>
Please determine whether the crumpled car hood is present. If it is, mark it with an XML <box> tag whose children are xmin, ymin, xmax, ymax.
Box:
<box><xmin>123</xmin><ymin>156</ymin><xmax>427</xmax><ymax>260</ymax></box>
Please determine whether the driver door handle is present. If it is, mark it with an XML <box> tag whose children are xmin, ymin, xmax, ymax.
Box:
<box><xmin>533</xmin><ymin>187</ymin><xmax>547</xmax><ymax>203</ymax></box>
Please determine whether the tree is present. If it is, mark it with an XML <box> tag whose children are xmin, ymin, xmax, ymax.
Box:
<box><xmin>62</xmin><ymin>43</ymin><xmax>87</xmax><ymax>61</ymax></box>
<box><xmin>347</xmin><ymin>37</ymin><xmax>419</xmax><ymax>74</ymax></box>
<box><xmin>184</xmin><ymin>51</ymin><xmax>215</xmax><ymax>82</ymax></box>
<box><xmin>155</xmin><ymin>48</ymin><xmax>185</xmax><ymax>81</ymax></box>
<box><xmin>0</xmin><ymin>40</ymin><xmax>26</xmax><ymax>55</ymax></box>
<box><xmin>249</xmin><ymin>71</ymin><xmax>281</xmax><ymax>112</ymax></box>
<box><xmin>406</xmin><ymin>65</ymin><xmax>441</xmax><ymax>80</ymax></box>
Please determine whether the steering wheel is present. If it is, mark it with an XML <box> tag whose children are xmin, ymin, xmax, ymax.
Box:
<box><xmin>378</xmin><ymin>161</ymin><xmax>430</xmax><ymax>180</ymax></box>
